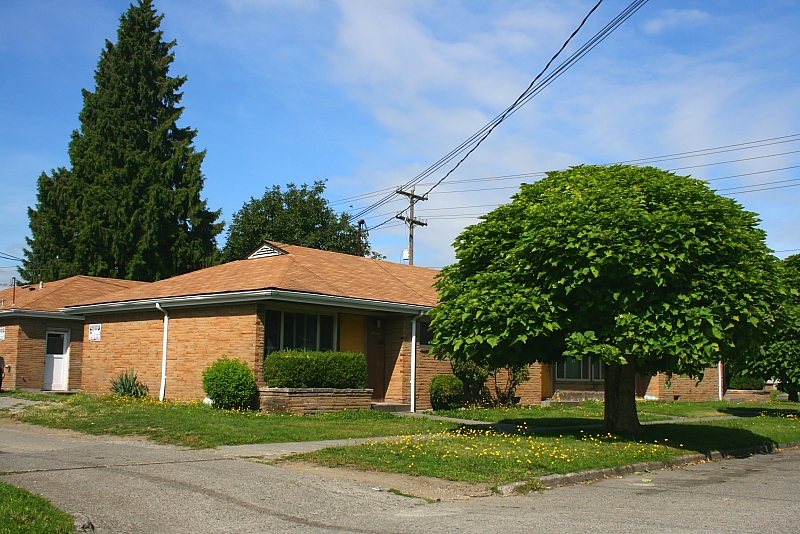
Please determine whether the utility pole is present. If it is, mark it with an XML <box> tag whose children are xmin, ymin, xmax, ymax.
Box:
<box><xmin>395</xmin><ymin>186</ymin><xmax>427</xmax><ymax>265</ymax></box>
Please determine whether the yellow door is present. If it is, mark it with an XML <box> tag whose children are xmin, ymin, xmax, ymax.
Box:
<box><xmin>339</xmin><ymin>314</ymin><xmax>366</xmax><ymax>355</ymax></box>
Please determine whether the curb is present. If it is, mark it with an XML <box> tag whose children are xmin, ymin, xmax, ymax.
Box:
<box><xmin>496</xmin><ymin>440</ymin><xmax>800</xmax><ymax>496</ymax></box>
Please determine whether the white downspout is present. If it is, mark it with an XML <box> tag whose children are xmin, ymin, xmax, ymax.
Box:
<box><xmin>410</xmin><ymin>311</ymin><xmax>425</xmax><ymax>413</ymax></box>
<box><xmin>156</xmin><ymin>303</ymin><xmax>169</xmax><ymax>401</ymax></box>
<box><xmin>718</xmin><ymin>360</ymin><xmax>724</xmax><ymax>401</ymax></box>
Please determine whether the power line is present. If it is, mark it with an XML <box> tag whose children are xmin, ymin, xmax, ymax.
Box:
<box><xmin>352</xmin><ymin>0</ymin><xmax>648</xmax><ymax>221</ymax></box>
<box><xmin>333</xmin><ymin>133</ymin><xmax>800</xmax><ymax>208</ymax></box>
<box><xmin>721</xmin><ymin>182</ymin><xmax>800</xmax><ymax>195</ymax></box>
<box><xmin>716</xmin><ymin>177</ymin><xmax>800</xmax><ymax>192</ymax></box>
<box><xmin>0</xmin><ymin>252</ymin><xmax>25</xmax><ymax>263</ymax></box>
<box><xmin>352</xmin><ymin>146</ymin><xmax>800</xmax><ymax>218</ymax></box>
<box><xmin>367</xmin><ymin>180</ymin><xmax>800</xmax><ymax>227</ymax></box>
<box><xmin>361</xmin><ymin>163</ymin><xmax>800</xmax><ymax>220</ymax></box>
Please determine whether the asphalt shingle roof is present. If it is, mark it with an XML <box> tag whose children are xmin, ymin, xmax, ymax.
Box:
<box><xmin>0</xmin><ymin>276</ymin><xmax>148</xmax><ymax>313</ymax></box>
<box><xmin>69</xmin><ymin>243</ymin><xmax>440</xmax><ymax>308</ymax></box>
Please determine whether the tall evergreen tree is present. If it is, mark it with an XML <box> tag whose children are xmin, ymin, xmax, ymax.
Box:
<box><xmin>21</xmin><ymin>0</ymin><xmax>222</xmax><ymax>282</ymax></box>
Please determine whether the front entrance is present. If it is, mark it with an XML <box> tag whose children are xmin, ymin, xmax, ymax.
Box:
<box><xmin>43</xmin><ymin>330</ymin><xmax>70</xmax><ymax>391</ymax></box>
<box><xmin>367</xmin><ymin>317</ymin><xmax>386</xmax><ymax>401</ymax></box>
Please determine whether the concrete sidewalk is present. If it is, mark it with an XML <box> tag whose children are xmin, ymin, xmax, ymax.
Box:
<box><xmin>1</xmin><ymin>419</ymin><xmax>798</xmax><ymax>533</ymax></box>
<box><xmin>0</xmin><ymin>396</ymin><xmax>41</xmax><ymax>413</ymax></box>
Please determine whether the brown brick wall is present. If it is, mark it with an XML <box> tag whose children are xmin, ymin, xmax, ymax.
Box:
<box><xmin>383</xmin><ymin>315</ymin><xmax>453</xmax><ymax>410</ymax></box>
<box><xmin>0</xmin><ymin>317</ymin><xmax>83</xmax><ymax>391</ymax></box>
<box><xmin>259</xmin><ymin>388</ymin><xmax>373</xmax><ymax>414</ymax></box>
<box><xmin>383</xmin><ymin>316</ymin><xmax>552</xmax><ymax>409</ymax></box>
<box><xmin>414</xmin><ymin>348</ymin><xmax>455</xmax><ymax>411</ymax></box>
<box><xmin>384</xmin><ymin>316</ymin><xmax>410</xmax><ymax>404</ymax></box>
<box><xmin>0</xmin><ymin>322</ymin><xmax>19</xmax><ymax>390</ymax></box>
<box><xmin>645</xmin><ymin>367</ymin><xmax>721</xmax><ymax>401</ymax></box>
<box><xmin>81</xmin><ymin>304</ymin><xmax>261</xmax><ymax>400</ymax></box>
<box><xmin>492</xmin><ymin>363</ymin><xmax>544</xmax><ymax>406</ymax></box>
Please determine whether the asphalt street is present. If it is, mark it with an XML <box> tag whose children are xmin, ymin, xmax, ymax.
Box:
<box><xmin>1</xmin><ymin>419</ymin><xmax>798</xmax><ymax>533</ymax></box>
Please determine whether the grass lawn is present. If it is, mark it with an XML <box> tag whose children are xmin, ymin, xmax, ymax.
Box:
<box><xmin>294</xmin><ymin>408</ymin><xmax>800</xmax><ymax>485</ymax></box>
<box><xmin>4</xmin><ymin>394</ymin><xmax>457</xmax><ymax>448</ymax></box>
<box><xmin>0</xmin><ymin>481</ymin><xmax>74</xmax><ymax>534</ymax></box>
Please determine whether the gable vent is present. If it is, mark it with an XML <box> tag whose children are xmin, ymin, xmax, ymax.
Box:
<box><xmin>247</xmin><ymin>242</ymin><xmax>288</xmax><ymax>260</ymax></box>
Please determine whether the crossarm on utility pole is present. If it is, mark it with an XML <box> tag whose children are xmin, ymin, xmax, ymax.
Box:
<box><xmin>395</xmin><ymin>186</ymin><xmax>427</xmax><ymax>265</ymax></box>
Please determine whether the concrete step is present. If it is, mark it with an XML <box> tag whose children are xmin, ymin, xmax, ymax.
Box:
<box><xmin>371</xmin><ymin>403</ymin><xmax>411</xmax><ymax>412</ymax></box>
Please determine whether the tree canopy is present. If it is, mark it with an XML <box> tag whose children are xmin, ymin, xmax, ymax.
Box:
<box><xmin>222</xmin><ymin>181</ymin><xmax>374</xmax><ymax>262</ymax></box>
<box><xmin>429</xmin><ymin>165</ymin><xmax>777</xmax><ymax>432</ymax></box>
<box><xmin>20</xmin><ymin>0</ymin><xmax>222</xmax><ymax>282</ymax></box>
<box><xmin>746</xmin><ymin>255</ymin><xmax>800</xmax><ymax>401</ymax></box>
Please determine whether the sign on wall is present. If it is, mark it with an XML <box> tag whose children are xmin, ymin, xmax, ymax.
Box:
<box><xmin>0</xmin><ymin>327</ymin><xmax>5</xmax><ymax>342</ymax></box>
<box><xmin>89</xmin><ymin>323</ymin><xmax>102</xmax><ymax>342</ymax></box>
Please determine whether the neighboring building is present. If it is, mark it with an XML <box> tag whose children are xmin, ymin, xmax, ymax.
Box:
<box><xmin>59</xmin><ymin>242</ymin><xmax>724</xmax><ymax>408</ymax></box>
<box><xmin>0</xmin><ymin>276</ymin><xmax>148</xmax><ymax>392</ymax></box>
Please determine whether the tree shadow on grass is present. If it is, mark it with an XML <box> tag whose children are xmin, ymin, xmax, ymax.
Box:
<box><xmin>463</xmin><ymin>422</ymin><xmax>779</xmax><ymax>455</ymax></box>
<box><xmin>720</xmin><ymin>407</ymin><xmax>800</xmax><ymax>418</ymax></box>
<box><xmin>642</xmin><ymin>423</ymin><xmax>778</xmax><ymax>453</ymax></box>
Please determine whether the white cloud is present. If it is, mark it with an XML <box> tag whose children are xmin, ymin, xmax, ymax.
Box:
<box><xmin>325</xmin><ymin>2</ymin><xmax>799</xmax><ymax>266</ymax></box>
<box><xmin>643</xmin><ymin>8</ymin><xmax>711</xmax><ymax>35</ymax></box>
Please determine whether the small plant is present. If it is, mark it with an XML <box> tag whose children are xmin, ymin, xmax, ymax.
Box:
<box><xmin>492</xmin><ymin>364</ymin><xmax>530</xmax><ymax>406</ymax></box>
<box><xmin>451</xmin><ymin>360</ymin><xmax>491</xmax><ymax>404</ymax></box>
<box><xmin>429</xmin><ymin>375</ymin><xmax>464</xmax><ymax>410</ymax></box>
<box><xmin>203</xmin><ymin>356</ymin><xmax>258</xmax><ymax>410</ymax></box>
<box><xmin>110</xmin><ymin>369</ymin><xmax>149</xmax><ymax>397</ymax></box>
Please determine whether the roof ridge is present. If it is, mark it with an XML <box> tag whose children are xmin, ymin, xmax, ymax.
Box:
<box><xmin>16</xmin><ymin>276</ymin><xmax>78</xmax><ymax>309</ymax></box>
<box><xmin>275</xmin><ymin>255</ymin><xmax>296</xmax><ymax>288</ymax></box>
<box><xmin>284</xmin><ymin>256</ymin><xmax>351</xmax><ymax>296</ymax></box>
<box><xmin>372</xmin><ymin>258</ymin><xmax>430</xmax><ymax>304</ymax></box>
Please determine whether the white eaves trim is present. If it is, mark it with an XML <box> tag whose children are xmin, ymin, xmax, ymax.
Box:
<box><xmin>61</xmin><ymin>289</ymin><xmax>433</xmax><ymax>315</ymax></box>
<box><xmin>0</xmin><ymin>309</ymin><xmax>85</xmax><ymax>321</ymax></box>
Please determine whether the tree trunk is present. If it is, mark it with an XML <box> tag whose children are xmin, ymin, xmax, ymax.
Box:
<box><xmin>604</xmin><ymin>359</ymin><xmax>642</xmax><ymax>434</ymax></box>
<box><xmin>789</xmin><ymin>390</ymin><xmax>799</xmax><ymax>403</ymax></box>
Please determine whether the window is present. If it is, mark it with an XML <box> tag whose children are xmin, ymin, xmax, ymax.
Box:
<box><xmin>556</xmin><ymin>357</ymin><xmax>604</xmax><ymax>381</ymax></box>
<box><xmin>46</xmin><ymin>333</ymin><xmax>66</xmax><ymax>355</ymax></box>
<box><xmin>265</xmin><ymin>311</ymin><xmax>335</xmax><ymax>354</ymax></box>
<box><xmin>264</xmin><ymin>310</ymin><xmax>281</xmax><ymax>355</ymax></box>
<box><xmin>417</xmin><ymin>320</ymin><xmax>434</xmax><ymax>347</ymax></box>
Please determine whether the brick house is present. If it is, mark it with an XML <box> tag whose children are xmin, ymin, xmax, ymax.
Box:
<box><xmin>61</xmin><ymin>242</ymin><xmax>724</xmax><ymax>408</ymax></box>
<box><xmin>63</xmin><ymin>242</ymin><xmax>452</xmax><ymax>409</ymax></box>
<box><xmin>0</xmin><ymin>276</ymin><xmax>147</xmax><ymax>392</ymax></box>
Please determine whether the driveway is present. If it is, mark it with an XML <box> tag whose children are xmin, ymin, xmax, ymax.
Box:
<box><xmin>1</xmin><ymin>419</ymin><xmax>797</xmax><ymax>533</ymax></box>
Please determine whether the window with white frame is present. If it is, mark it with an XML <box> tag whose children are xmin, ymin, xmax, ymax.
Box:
<box><xmin>264</xmin><ymin>310</ymin><xmax>335</xmax><ymax>355</ymax></box>
<box><xmin>556</xmin><ymin>357</ymin><xmax>605</xmax><ymax>381</ymax></box>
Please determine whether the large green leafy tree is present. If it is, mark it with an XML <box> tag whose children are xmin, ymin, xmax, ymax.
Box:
<box><xmin>746</xmin><ymin>255</ymin><xmax>800</xmax><ymax>401</ymax></box>
<box><xmin>21</xmin><ymin>0</ymin><xmax>222</xmax><ymax>282</ymax></box>
<box><xmin>429</xmin><ymin>165</ymin><xmax>776</xmax><ymax>433</ymax></box>
<box><xmin>222</xmin><ymin>181</ymin><xmax>374</xmax><ymax>261</ymax></box>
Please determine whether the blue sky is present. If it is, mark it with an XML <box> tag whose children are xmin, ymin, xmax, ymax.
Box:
<box><xmin>1</xmin><ymin>0</ymin><xmax>799</xmax><ymax>281</ymax></box>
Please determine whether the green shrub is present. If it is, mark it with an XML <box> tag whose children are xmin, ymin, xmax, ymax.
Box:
<box><xmin>429</xmin><ymin>375</ymin><xmax>464</xmax><ymax>410</ymax></box>
<box><xmin>263</xmin><ymin>351</ymin><xmax>367</xmax><ymax>388</ymax></box>
<box><xmin>729</xmin><ymin>373</ymin><xmax>766</xmax><ymax>390</ymax></box>
<box><xmin>202</xmin><ymin>356</ymin><xmax>258</xmax><ymax>410</ymax></box>
<box><xmin>110</xmin><ymin>369</ymin><xmax>149</xmax><ymax>397</ymax></box>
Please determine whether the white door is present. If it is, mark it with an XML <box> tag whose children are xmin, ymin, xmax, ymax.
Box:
<box><xmin>43</xmin><ymin>331</ymin><xmax>70</xmax><ymax>391</ymax></box>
